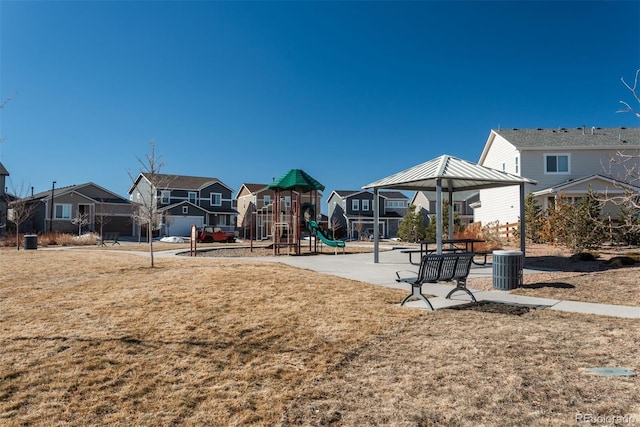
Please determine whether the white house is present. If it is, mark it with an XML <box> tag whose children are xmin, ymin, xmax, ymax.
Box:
<box><xmin>474</xmin><ymin>126</ymin><xmax>640</xmax><ymax>225</ymax></box>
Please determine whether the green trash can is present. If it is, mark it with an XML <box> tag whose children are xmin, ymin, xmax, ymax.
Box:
<box><xmin>492</xmin><ymin>250</ymin><xmax>523</xmax><ymax>290</ymax></box>
<box><xmin>24</xmin><ymin>234</ymin><xmax>38</xmax><ymax>250</ymax></box>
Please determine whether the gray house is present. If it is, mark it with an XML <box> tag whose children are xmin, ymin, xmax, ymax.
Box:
<box><xmin>11</xmin><ymin>182</ymin><xmax>134</xmax><ymax>235</ymax></box>
<box><xmin>128</xmin><ymin>173</ymin><xmax>238</xmax><ymax>237</ymax></box>
<box><xmin>327</xmin><ymin>190</ymin><xmax>408</xmax><ymax>239</ymax></box>
<box><xmin>410</xmin><ymin>190</ymin><xmax>479</xmax><ymax>228</ymax></box>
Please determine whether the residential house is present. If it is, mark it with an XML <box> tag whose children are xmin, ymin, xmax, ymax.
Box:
<box><xmin>474</xmin><ymin>127</ymin><xmax>640</xmax><ymax>226</ymax></box>
<box><xmin>0</xmin><ymin>162</ymin><xmax>8</xmax><ymax>236</ymax></box>
<box><xmin>327</xmin><ymin>190</ymin><xmax>408</xmax><ymax>239</ymax></box>
<box><xmin>410</xmin><ymin>190</ymin><xmax>479</xmax><ymax>228</ymax></box>
<box><xmin>11</xmin><ymin>182</ymin><xmax>134</xmax><ymax>235</ymax></box>
<box><xmin>235</xmin><ymin>183</ymin><xmax>323</xmax><ymax>240</ymax></box>
<box><xmin>128</xmin><ymin>173</ymin><xmax>238</xmax><ymax>237</ymax></box>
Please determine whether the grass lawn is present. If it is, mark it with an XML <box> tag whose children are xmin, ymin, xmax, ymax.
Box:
<box><xmin>0</xmin><ymin>248</ymin><xmax>638</xmax><ymax>426</ymax></box>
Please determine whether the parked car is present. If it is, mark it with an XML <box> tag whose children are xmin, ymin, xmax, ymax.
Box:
<box><xmin>196</xmin><ymin>226</ymin><xmax>236</xmax><ymax>243</ymax></box>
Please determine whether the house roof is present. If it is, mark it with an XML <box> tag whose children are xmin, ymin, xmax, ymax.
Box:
<box><xmin>531</xmin><ymin>174</ymin><xmax>640</xmax><ymax>196</ymax></box>
<box><xmin>240</xmin><ymin>183</ymin><xmax>269</xmax><ymax>194</ymax></box>
<box><xmin>22</xmin><ymin>183</ymin><xmax>130</xmax><ymax>204</ymax></box>
<box><xmin>153</xmin><ymin>174</ymin><xmax>230</xmax><ymax>190</ymax></box>
<box><xmin>0</xmin><ymin>161</ymin><xmax>9</xmax><ymax>176</ymax></box>
<box><xmin>492</xmin><ymin>127</ymin><xmax>640</xmax><ymax>149</ymax></box>
<box><xmin>129</xmin><ymin>173</ymin><xmax>233</xmax><ymax>194</ymax></box>
<box><xmin>364</xmin><ymin>154</ymin><xmax>536</xmax><ymax>192</ymax></box>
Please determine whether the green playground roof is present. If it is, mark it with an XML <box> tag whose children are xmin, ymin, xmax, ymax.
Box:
<box><xmin>267</xmin><ymin>169</ymin><xmax>325</xmax><ymax>192</ymax></box>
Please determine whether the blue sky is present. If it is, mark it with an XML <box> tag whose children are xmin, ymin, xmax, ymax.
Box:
<box><xmin>1</xmin><ymin>1</ymin><xmax>639</xmax><ymax>212</ymax></box>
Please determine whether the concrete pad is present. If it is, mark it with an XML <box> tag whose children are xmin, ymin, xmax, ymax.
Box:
<box><xmin>403</xmin><ymin>297</ymin><xmax>473</xmax><ymax>311</ymax></box>
<box><xmin>550</xmin><ymin>300</ymin><xmax>640</xmax><ymax>318</ymax></box>
<box><xmin>473</xmin><ymin>291</ymin><xmax>560</xmax><ymax>308</ymax></box>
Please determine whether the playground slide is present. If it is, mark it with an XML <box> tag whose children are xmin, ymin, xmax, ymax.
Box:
<box><xmin>306</xmin><ymin>220</ymin><xmax>346</xmax><ymax>248</ymax></box>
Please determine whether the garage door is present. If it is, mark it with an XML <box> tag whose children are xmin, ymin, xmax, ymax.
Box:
<box><xmin>166</xmin><ymin>216</ymin><xmax>204</xmax><ymax>237</ymax></box>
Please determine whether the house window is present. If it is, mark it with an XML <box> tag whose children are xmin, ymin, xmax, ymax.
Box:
<box><xmin>285</xmin><ymin>196</ymin><xmax>291</xmax><ymax>208</ymax></box>
<box><xmin>545</xmin><ymin>154</ymin><xmax>570</xmax><ymax>174</ymax></box>
<box><xmin>352</xmin><ymin>199</ymin><xmax>360</xmax><ymax>211</ymax></box>
<box><xmin>54</xmin><ymin>204</ymin><xmax>72</xmax><ymax>220</ymax></box>
<box><xmin>188</xmin><ymin>192</ymin><xmax>197</xmax><ymax>204</ymax></box>
<box><xmin>362</xmin><ymin>199</ymin><xmax>370</xmax><ymax>211</ymax></box>
<box><xmin>218</xmin><ymin>216</ymin><xmax>227</xmax><ymax>226</ymax></box>
<box><xmin>210</xmin><ymin>193</ymin><xmax>222</xmax><ymax>206</ymax></box>
<box><xmin>263</xmin><ymin>195</ymin><xmax>271</xmax><ymax>205</ymax></box>
<box><xmin>161</xmin><ymin>190</ymin><xmax>170</xmax><ymax>204</ymax></box>
<box><xmin>386</xmin><ymin>200</ymin><xmax>406</xmax><ymax>208</ymax></box>
<box><xmin>182</xmin><ymin>206</ymin><xmax>188</xmax><ymax>214</ymax></box>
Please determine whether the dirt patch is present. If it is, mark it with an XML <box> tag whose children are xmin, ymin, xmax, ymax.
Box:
<box><xmin>446</xmin><ymin>301</ymin><xmax>534</xmax><ymax>316</ymax></box>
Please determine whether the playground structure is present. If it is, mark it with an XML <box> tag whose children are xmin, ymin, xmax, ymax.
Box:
<box><xmin>253</xmin><ymin>169</ymin><xmax>345</xmax><ymax>255</ymax></box>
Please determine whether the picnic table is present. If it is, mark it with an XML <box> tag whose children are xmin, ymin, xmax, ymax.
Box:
<box><xmin>401</xmin><ymin>238</ymin><xmax>488</xmax><ymax>265</ymax></box>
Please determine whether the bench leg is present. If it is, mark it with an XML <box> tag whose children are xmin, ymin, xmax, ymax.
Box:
<box><xmin>445</xmin><ymin>280</ymin><xmax>477</xmax><ymax>302</ymax></box>
<box><xmin>401</xmin><ymin>284</ymin><xmax>435</xmax><ymax>310</ymax></box>
<box><xmin>472</xmin><ymin>253</ymin><xmax>488</xmax><ymax>266</ymax></box>
<box><xmin>408</xmin><ymin>252</ymin><xmax>420</xmax><ymax>265</ymax></box>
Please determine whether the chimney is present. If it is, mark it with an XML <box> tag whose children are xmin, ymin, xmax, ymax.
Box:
<box><xmin>591</xmin><ymin>126</ymin><xmax>595</xmax><ymax>135</ymax></box>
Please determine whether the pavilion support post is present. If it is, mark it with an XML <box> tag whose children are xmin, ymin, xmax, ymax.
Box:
<box><xmin>448</xmin><ymin>184</ymin><xmax>454</xmax><ymax>241</ymax></box>
<box><xmin>373</xmin><ymin>187</ymin><xmax>379</xmax><ymax>263</ymax></box>
<box><xmin>436</xmin><ymin>178</ymin><xmax>443</xmax><ymax>255</ymax></box>
<box><xmin>520</xmin><ymin>183</ymin><xmax>526</xmax><ymax>261</ymax></box>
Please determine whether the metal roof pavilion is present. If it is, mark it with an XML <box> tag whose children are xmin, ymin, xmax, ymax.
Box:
<box><xmin>363</xmin><ymin>155</ymin><xmax>537</xmax><ymax>263</ymax></box>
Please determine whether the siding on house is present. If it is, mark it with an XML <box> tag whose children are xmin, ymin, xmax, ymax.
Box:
<box><xmin>327</xmin><ymin>189</ymin><xmax>408</xmax><ymax>239</ymax></box>
<box><xmin>129</xmin><ymin>173</ymin><xmax>238</xmax><ymax>236</ymax></box>
<box><xmin>475</xmin><ymin>127</ymin><xmax>640</xmax><ymax>226</ymax></box>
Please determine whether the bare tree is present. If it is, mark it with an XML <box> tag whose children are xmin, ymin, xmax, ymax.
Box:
<box><xmin>71</xmin><ymin>210</ymin><xmax>90</xmax><ymax>235</ymax></box>
<box><xmin>128</xmin><ymin>140</ymin><xmax>171</xmax><ymax>267</ymax></box>
<box><xmin>599</xmin><ymin>69</ymin><xmax>640</xmax><ymax>242</ymax></box>
<box><xmin>6</xmin><ymin>180</ymin><xmax>39</xmax><ymax>250</ymax></box>
<box><xmin>95</xmin><ymin>198</ymin><xmax>112</xmax><ymax>241</ymax></box>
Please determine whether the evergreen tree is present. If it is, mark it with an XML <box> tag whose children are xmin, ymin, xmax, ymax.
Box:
<box><xmin>398</xmin><ymin>204</ymin><xmax>427</xmax><ymax>242</ymax></box>
<box><xmin>425</xmin><ymin>200</ymin><xmax>463</xmax><ymax>240</ymax></box>
<box><xmin>523</xmin><ymin>192</ymin><xmax>543</xmax><ymax>243</ymax></box>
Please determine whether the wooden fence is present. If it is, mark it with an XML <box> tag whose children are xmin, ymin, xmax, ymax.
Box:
<box><xmin>497</xmin><ymin>222</ymin><xmax>519</xmax><ymax>241</ymax></box>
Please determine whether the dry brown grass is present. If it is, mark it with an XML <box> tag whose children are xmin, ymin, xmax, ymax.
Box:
<box><xmin>0</xmin><ymin>248</ymin><xmax>638</xmax><ymax>426</ymax></box>
<box><xmin>467</xmin><ymin>243</ymin><xmax>640</xmax><ymax>306</ymax></box>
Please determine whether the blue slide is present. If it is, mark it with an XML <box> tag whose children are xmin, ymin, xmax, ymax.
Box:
<box><xmin>305</xmin><ymin>220</ymin><xmax>346</xmax><ymax>248</ymax></box>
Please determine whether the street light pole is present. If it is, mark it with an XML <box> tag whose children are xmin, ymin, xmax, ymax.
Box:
<box><xmin>49</xmin><ymin>181</ymin><xmax>56</xmax><ymax>233</ymax></box>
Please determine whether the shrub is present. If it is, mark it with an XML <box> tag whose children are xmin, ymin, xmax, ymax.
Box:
<box><xmin>480</xmin><ymin>220</ymin><xmax>503</xmax><ymax>249</ymax></box>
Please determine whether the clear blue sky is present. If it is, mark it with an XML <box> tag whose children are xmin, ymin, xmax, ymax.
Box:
<box><xmin>1</xmin><ymin>1</ymin><xmax>639</xmax><ymax>212</ymax></box>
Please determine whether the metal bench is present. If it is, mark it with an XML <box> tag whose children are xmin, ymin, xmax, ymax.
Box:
<box><xmin>395</xmin><ymin>253</ymin><xmax>476</xmax><ymax>310</ymax></box>
<box><xmin>99</xmin><ymin>231</ymin><xmax>120</xmax><ymax>246</ymax></box>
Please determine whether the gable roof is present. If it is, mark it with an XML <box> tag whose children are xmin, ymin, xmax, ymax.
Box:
<box><xmin>0</xmin><ymin>161</ymin><xmax>8</xmax><ymax>176</ymax></box>
<box><xmin>364</xmin><ymin>154</ymin><xmax>536</xmax><ymax>192</ymax></box>
<box><xmin>531</xmin><ymin>174</ymin><xmax>640</xmax><ymax>196</ymax></box>
<box><xmin>492</xmin><ymin>127</ymin><xmax>640</xmax><ymax>149</ymax></box>
<box><xmin>239</xmin><ymin>183</ymin><xmax>269</xmax><ymax>194</ymax></box>
<box><xmin>129</xmin><ymin>173</ymin><xmax>233</xmax><ymax>194</ymax></box>
<box><xmin>23</xmin><ymin>182</ymin><xmax>129</xmax><ymax>204</ymax></box>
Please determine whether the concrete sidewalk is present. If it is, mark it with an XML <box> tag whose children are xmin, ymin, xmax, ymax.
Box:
<box><xmin>242</xmin><ymin>246</ymin><xmax>640</xmax><ymax>319</ymax></box>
